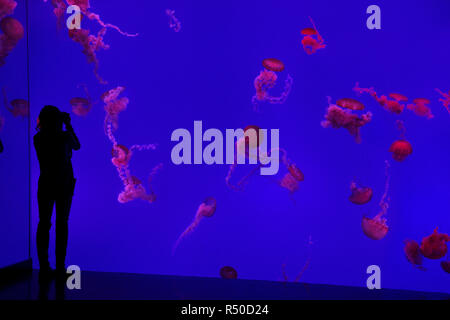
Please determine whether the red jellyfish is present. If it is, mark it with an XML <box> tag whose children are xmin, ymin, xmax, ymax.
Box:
<box><xmin>103</xmin><ymin>86</ymin><xmax>129</xmax><ymax>138</ymax></box>
<box><xmin>300</xmin><ymin>17</ymin><xmax>326</xmax><ymax>55</ymax></box>
<box><xmin>349</xmin><ymin>180</ymin><xmax>373</xmax><ymax>205</ymax></box>
<box><xmin>353</xmin><ymin>83</ymin><xmax>407</xmax><ymax>115</ymax></box>
<box><xmin>111</xmin><ymin>144</ymin><xmax>131</xmax><ymax>168</ymax></box>
<box><xmin>165</xmin><ymin>9</ymin><xmax>181</xmax><ymax>32</ymax></box>
<box><xmin>407</xmin><ymin>98</ymin><xmax>434</xmax><ymax>119</ymax></box>
<box><xmin>0</xmin><ymin>0</ymin><xmax>17</xmax><ymax>20</ymax></box>
<box><xmin>435</xmin><ymin>88</ymin><xmax>450</xmax><ymax>115</ymax></box>
<box><xmin>252</xmin><ymin>58</ymin><xmax>293</xmax><ymax>112</ymax></box>
<box><xmin>70</xmin><ymin>84</ymin><xmax>92</xmax><ymax>116</ymax></box>
<box><xmin>321</xmin><ymin>96</ymin><xmax>372</xmax><ymax>144</ymax></box>
<box><xmin>0</xmin><ymin>16</ymin><xmax>24</xmax><ymax>66</ymax></box>
<box><xmin>362</xmin><ymin>161</ymin><xmax>391</xmax><ymax>240</ymax></box>
<box><xmin>172</xmin><ymin>197</ymin><xmax>217</xmax><ymax>255</ymax></box>
<box><xmin>68</xmin><ymin>27</ymin><xmax>109</xmax><ymax>84</ymax></box>
<box><xmin>419</xmin><ymin>228</ymin><xmax>449</xmax><ymax>260</ymax></box>
<box><xmin>220</xmin><ymin>266</ymin><xmax>237</xmax><ymax>279</ymax></box>
<box><xmin>118</xmin><ymin>175</ymin><xmax>157</xmax><ymax>204</ymax></box>
<box><xmin>278</xmin><ymin>150</ymin><xmax>304</xmax><ymax>194</ymax></box>
<box><xmin>3</xmin><ymin>87</ymin><xmax>28</xmax><ymax>118</ymax></box>
<box><xmin>404</xmin><ymin>240</ymin><xmax>425</xmax><ymax>270</ymax></box>
<box><xmin>336</xmin><ymin>98</ymin><xmax>365</xmax><ymax>111</ymax></box>
<box><xmin>389</xmin><ymin>120</ymin><xmax>412</xmax><ymax>162</ymax></box>
<box><xmin>225</xmin><ymin>126</ymin><xmax>265</xmax><ymax>191</ymax></box>
<box><xmin>43</xmin><ymin>0</ymin><xmax>67</xmax><ymax>29</ymax></box>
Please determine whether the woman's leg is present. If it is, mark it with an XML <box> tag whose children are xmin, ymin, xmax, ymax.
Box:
<box><xmin>55</xmin><ymin>192</ymin><xmax>73</xmax><ymax>271</ymax></box>
<box><xmin>37</xmin><ymin>186</ymin><xmax>55</xmax><ymax>270</ymax></box>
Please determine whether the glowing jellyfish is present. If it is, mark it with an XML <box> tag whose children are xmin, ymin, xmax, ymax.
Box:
<box><xmin>300</xmin><ymin>17</ymin><xmax>325</xmax><ymax>55</ymax></box>
<box><xmin>441</xmin><ymin>260</ymin><xmax>450</xmax><ymax>274</ymax></box>
<box><xmin>3</xmin><ymin>87</ymin><xmax>28</xmax><ymax>117</ymax></box>
<box><xmin>407</xmin><ymin>98</ymin><xmax>434</xmax><ymax>119</ymax></box>
<box><xmin>43</xmin><ymin>0</ymin><xmax>67</xmax><ymax>29</ymax></box>
<box><xmin>68</xmin><ymin>27</ymin><xmax>109</xmax><ymax>84</ymax></box>
<box><xmin>321</xmin><ymin>96</ymin><xmax>372</xmax><ymax>144</ymax></box>
<box><xmin>279</xmin><ymin>162</ymin><xmax>305</xmax><ymax>194</ymax></box>
<box><xmin>349</xmin><ymin>181</ymin><xmax>373</xmax><ymax>205</ymax></box>
<box><xmin>419</xmin><ymin>228</ymin><xmax>449</xmax><ymax>260</ymax></box>
<box><xmin>172</xmin><ymin>197</ymin><xmax>217</xmax><ymax>255</ymax></box>
<box><xmin>0</xmin><ymin>0</ymin><xmax>16</xmax><ymax>20</ymax></box>
<box><xmin>70</xmin><ymin>84</ymin><xmax>92</xmax><ymax>116</ymax></box>
<box><xmin>0</xmin><ymin>16</ymin><xmax>24</xmax><ymax>66</ymax></box>
<box><xmin>220</xmin><ymin>266</ymin><xmax>237</xmax><ymax>279</ymax></box>
<box><xmin>225</xmin><ymin>126</ymin><xmax>265</xmax><ymax>191</ymax></box>
<box><xmin>435</xmin><ymin>88</ymin><xmax>450</xmax><ymax>115</ymax></box>
<box><xmin>404</xmin><ymin>240</ymin><xmax>425</xmax><ymax>270</ymax></box>
<box><xmin>389</xmin><ymin>120</ymin><xmax>412</xmax><ymax>162</ymax></box>
<box><xmin>252</xmin><ymin>58</ymin><xmax>293</xmax><ymax>112</ymax></box>
<box><xmin>102</xmin><ymin>86</ymin><xmax>128</xmax><ymax>137</ymax></box>
<box><xmin>353</xmin><ymin>83</ymin><xmax>407</xmax><ymax>115</ymax></box>
<box><xmin>111</xmin><ymin>144</ymin><xmax>131</xmax><ymax>168</ymax></box>
<box><xmin>102</xmin><ymin>86</ymin><xmax>162</xmax><ymax>205</ymax></box>
<box><xmin>362</xmin><ymin>161</ymin><xmax>390</xmax><ymax>240</ymax></box>
<box><xmin>165</xmin><ymin>9</ymin><xmax>181</xmax><ymax>32</ymax></box>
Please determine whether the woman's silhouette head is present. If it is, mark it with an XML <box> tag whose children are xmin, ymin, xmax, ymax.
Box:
<box><xmin>37</xmin><ymin>105</ymin><xmax>63</xmax><ymax>132</ymax></box>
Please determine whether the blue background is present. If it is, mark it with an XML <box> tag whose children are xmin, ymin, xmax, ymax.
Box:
<box><xmin>1</xmin><ymin>0</ymin><xmax>450</xmax><ymax>294</ymax></box>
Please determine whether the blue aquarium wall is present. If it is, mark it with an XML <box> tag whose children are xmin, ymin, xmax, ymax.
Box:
<box><xmin>0</xmin><ymin>1</ymin><xmax>30</xmax><ymax>269</ymax></box>
<box><xmin>2</xmin><ymin>0</ymin><xmax>449</xmax><ymax>293</ymax></box>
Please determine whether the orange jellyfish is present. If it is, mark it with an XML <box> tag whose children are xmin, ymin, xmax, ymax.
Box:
<box><xmin>220</xmin><ymin>266</ymin><xmax>237</xmax><ymax>279</ymax></box>
<box><xmin>300</xmin><ymin>17</ymin><xmax>325</xmax><ymax>55</ymax></box>
<box><xmin>70</xmin><ymin>84</ymin><xmax>92</xmax><ymax>116</ymax></box>
<box><xmin>362</xmin><ymin>161</ymin><xmax>390</xmax><ymax>240</ymax></box>
<box><xmin>321</xmin><ymin>96</ymin><xmax>372</xmax><ymax>144</ymax></box>
<box><xmin>407</xmin><ymin>98</ymin><xmax>434</xmax><ymax>119</ymax></box>
<box><xmin>336</xmin><ymin>98</ymin><xmax>365</xmax><ymax>111</ymax></box>
<box><xmin>389</xmin><ymin>120</ymin><xmax>412</xmax><ymax>162</ymax></box>
<box><xmin>0</xmin><ymin>16</ymin><xmax>24</xmax><ymax>66</ymax></box>
<box><xmin>435</xmin><ymin>88</ymin><xmax>450</xmax><ymax>115</ymax></box>
<box><xmin>118</xmin><ymin>175</ymin><xmax>156</xmax><ymax>204</ymax></box>
<box><xmin>419</xmin><ymin>228</ymin><xmax>449</xmax><ymax>260</ymax></box>
<box><xmin>349</xmin><ymin>181</ymin><xmax>373</xmax><ymax>205</ymax></box>
<box><xmin>404</xmin><ymin>240</ymin><xmax>425</xmax><ymax>270</ymax></box>
<box><xmin>252</xmin><ymin>58</ymin><xmax>293</xmax><ymax>111</ymax></box>
<box><xmin>172</xmin><ymin>197</ymin><xmax>217</xmax><ymax>255</ymax></box>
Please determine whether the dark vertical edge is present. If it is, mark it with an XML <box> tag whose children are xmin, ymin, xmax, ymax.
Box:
<box><xmin>25</xmin><ymin>0</ymin><xmax>31</xmax><ymax>260</ymax></box>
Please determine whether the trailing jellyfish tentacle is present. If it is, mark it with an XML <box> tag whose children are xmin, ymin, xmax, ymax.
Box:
<box><xmin>375</xmin><ymin>160</ymin><xmax>390</xmax><ymax>220</ymax></box>
<box><xmin>266</xmin><ymin>74</ymin><xmax>293</xmax><ymax>104</ymax></box>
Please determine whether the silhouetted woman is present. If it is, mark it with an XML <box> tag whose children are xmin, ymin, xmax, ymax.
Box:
<box><xmin>34</xmin><ymin>105</ymin><xmax>80</xmax><ymax>277</ymax></box>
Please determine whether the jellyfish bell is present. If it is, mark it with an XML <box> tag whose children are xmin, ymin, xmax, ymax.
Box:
<box><xmin>413</xmin><ymin>98</ymin><xmax>430</xmax><ymax>105</ymax></box>
<box><xmin>389</xmin><ymin>140</ymin><xmax>412</xmax><ymax>162</ymax></box>
<box><xmin>220</xmin><ymin>266</ymin><xmax>238</xmax><ymax>279</ymax></box>
<box><xmin>336</xmin><ymin>98</ymin><xmax>365</xmax><ymax>111</ymax></box>
<box><xmin>262</xmin><ymin>58</ymin><xmax>285</xmax><ymax>72</ymax></box>
<box><xmin>349</xmin><ymin>182</ymin><xmax>373</xmax><ymax>205</ymax></box>
<box><xmin>389</xmin><ymin>93</ymin><xmax>408</xmax><ymax>102</ymax></box>
<box><xmin>9</xmin><ymin>99</ymin><xmax>29</xmax><ymax>117</ymax></box>
<box><xmin>70</xmin><ymin>97</ymin><xmax>90</xmax><ymax>116</ymax></box>
<box><xmin>300</xmin><ymin>27</ymin><xmax>316</xmax><ymax>35</ymax></box>
<box><xmin>198</xmin><ymin>196</ymin><xmax>217</xmax><ymax>218</ymax></box>
<box><xmin>404</xmin><ymin>239</ymin><xmax>424</xmax><ymax>268</ymax></box>
<box><xmin>419</xmin><ymin>228</ymin><xmax>449</xmax><ymax>260</ymax></box>
<box><xmin>361</xmin><ymin>216</ymin><xmax>388</xmax><ymax>240</ymax></box>
<box><xmin>0</xmin><ymin>17</ymin><xmax>24</xmax><ymax>41</ymax></box>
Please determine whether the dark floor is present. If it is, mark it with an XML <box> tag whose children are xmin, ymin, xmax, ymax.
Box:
<box><xmin>0</xmin><ymin>270</ymin><xmax>449</xmax><ymax>300</ymax></box>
